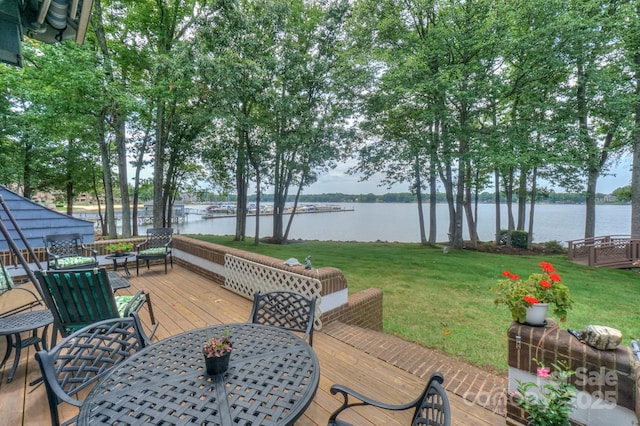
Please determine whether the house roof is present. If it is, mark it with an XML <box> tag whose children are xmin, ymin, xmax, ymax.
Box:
<box><xmin>0</xmin><ymin>185</ymin><xmax>95</xmax><ymax>252</ymax></box>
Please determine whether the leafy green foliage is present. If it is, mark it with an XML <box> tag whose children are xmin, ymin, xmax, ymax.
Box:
<box><xmin>514</xmin><ymin>361</ymin><xmax>576</xmax><ymax>426</ymax></box>
<box><xmin>500</xmin><ymin>229</ymin><xmax>529</xmax><ymax>249</ymax></box>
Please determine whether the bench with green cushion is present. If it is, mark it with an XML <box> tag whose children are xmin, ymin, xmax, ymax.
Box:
<box><xmin>48</xmin><ymin>256</ymin><xmax>96</xmax><ymax>270</ymax></box>
<box><xmin>43</xmin><ymin>233</ymin><xmax>98</xmax><ymax>271</ymax></box>
<box><xmin>135</xmin><ymin>228</ymin><xmax>173</xmax><ymax>275</ymax></box>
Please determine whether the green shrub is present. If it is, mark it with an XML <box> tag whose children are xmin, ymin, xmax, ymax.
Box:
<box><xmin>511</xmin><ymin>230</ymin><xmax>529</xmax><ymax>248</ymax></box>
<box><xmin>499</xmin><ymin>229</ymin><xmax>529</xmax><ymax>248</ymax></box>
<box><xmin>544</xmin><ymin>240</ymin><xmax>567</xmax><ymax>254</ymax></box>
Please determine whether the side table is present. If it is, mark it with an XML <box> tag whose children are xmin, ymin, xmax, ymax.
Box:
<box><xmin>105</xmin><ymin>253</ymin><xmax>135</xmax><ymax>278</ymax></box>
<box><xmin>0</xmin><ymin>309</ymin><xmax>53</xmax><ymax>383</ymax></box>
<box><xmin>106</xmin><ymin>271</ymin><xmax>131</xmax><ymax>293</ymax></box>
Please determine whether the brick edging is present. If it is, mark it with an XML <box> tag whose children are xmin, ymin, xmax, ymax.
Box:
<box><xmin>322</xmin><ymin>321</ymin><xmax>508</xmax><ymax>416</ymax></box>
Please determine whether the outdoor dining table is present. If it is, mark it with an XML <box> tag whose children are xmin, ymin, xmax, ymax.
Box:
<box><xmin>77</xmin><ymin>322</ymin><xmax>320</xmax><ymax>425</ymax></box>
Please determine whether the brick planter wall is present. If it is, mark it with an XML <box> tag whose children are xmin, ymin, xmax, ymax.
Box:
<box><xmin>171</xmin><ymin>236</ymin><xmax>382</xmax><ymax>331</ymax></box>
<box><xmin>321</xmin><ymin>288</ymin><xmax>383</xmax><ymax>332</ymax></box>
<box><xmin>507</xmin><ymin>319</ymin><xmax>639</xmax><ymax>425</ymax></box>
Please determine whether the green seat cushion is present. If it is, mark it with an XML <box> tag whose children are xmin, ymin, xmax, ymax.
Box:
<box><xmin>0</xmin><ymin>264</ymin><xmax>13</xmax><ymax>294</ymax></box>
<box><xmin>114</xmin><ymin>295</ymin><xmax>144</xmax><ymax>316</ymax></box>
<box><xmin>139</xmin><ymin>247</ymin><xmax>168</xmax><ymax>256</ymax></box>
<box><xmin>51</xmin><ymin>256</ymin><xmax>96</xmax><ymax>269</ymax></box>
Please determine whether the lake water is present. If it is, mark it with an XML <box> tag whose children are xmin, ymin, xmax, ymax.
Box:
<box><xmin>156</xmin><ymin>203</ymin><xmax>631</xmax><ymax>244</ymax></box>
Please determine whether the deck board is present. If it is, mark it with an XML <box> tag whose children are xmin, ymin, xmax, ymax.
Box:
<box><xmin>0</xmin><ymin>265</ymin><xmax>504</xmax><ymax>425</ymax></box>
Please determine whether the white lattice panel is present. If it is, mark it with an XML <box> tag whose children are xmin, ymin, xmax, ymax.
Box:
<box><xmin>224</xmin><ymin>254</ymin><xmax>323</xmax><ymax>329</ymax></box>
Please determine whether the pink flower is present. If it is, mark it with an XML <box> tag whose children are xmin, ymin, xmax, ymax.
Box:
<box><xmin>537</xmin><ymin>366</ymin><xmax>551</xmax><ymax>378</ymax></box>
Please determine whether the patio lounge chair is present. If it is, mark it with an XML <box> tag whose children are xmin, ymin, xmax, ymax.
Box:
<box><xmin>35</xmin><ymin>316</ymin><xmax>148</xmax><ymax>426</ymax></box>
<box><xmin>248</xmin><ymin>290</ymin><xmax>317</xmax><ymax>346</ymax></box>
<box><xmin>328</xmin><ymin>372</ymin><xmax>450</xmax><ymax>426</ymax></box>
<box><xmin>34</xmin><ymin>268</ymin><xmax>157</xmax><ymax>342</ymax></box>
<box><xmin>43</xmin><ymin>233</ymin><xmax>98</xmax><ymax>270</ymax></box>
<box><xmin>135</xmin><ymin>227</ymin><xmax>173</xmax><ymax>275</ymax></box>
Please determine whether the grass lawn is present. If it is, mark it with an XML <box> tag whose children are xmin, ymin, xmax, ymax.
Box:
<box><xmin>190</xmin><ymin>235</ymin><xmax>640</xmax><ymax>375</ymax></box>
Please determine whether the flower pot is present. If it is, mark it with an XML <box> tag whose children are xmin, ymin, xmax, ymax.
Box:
<box><xmin>115</xmin><ymin>250</ymin><xmax>127</xmax><ymax>257</ymax></box>
<box><xmin>524</xmin><ymin>303</ymin><xmax>549</xmax><ymax>326</ymax></box>
<box><xmin>204</xmin><ymin>351</ymin><xmax>230</xmax><ymax>375</ymax></box>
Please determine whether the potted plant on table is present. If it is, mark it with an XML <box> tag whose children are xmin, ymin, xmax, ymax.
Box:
<box><xmin>493</xmin><ymin>261</ymin><xmax>573</xmax><ymax>325</ymax></box>
<box><xmin>106</xmin><ymin>242</ymin><xmax>134</xmax><ymax>257</ymax></box>
<box><xmin>203</xmin><ymin>329</ymin><xmax>233</xmax><ymax>375</ymax></box>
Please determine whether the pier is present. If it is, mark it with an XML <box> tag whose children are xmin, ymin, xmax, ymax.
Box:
<box><xmin>567</xmin><ymin>235</ymin><xmax>640</xmax><ymax>268</ymax></box>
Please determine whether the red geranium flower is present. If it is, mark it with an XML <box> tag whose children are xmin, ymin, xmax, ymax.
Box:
<box><xmin>539</xmin><ymin>261</ymin><xmax>556</xmax><ymax>274</ymax></box>
<box><xmin>524</xmin><ymin>295</ymin><xmax>539</xmax><ymax>305</ymax></box>
<box><xmin>493</xmin><ymin>261</ymin><xmax>572</xmax><ymax>323</ymax></box>
<box><xmin>548</xmin><ymin>273</ymin><xmax>561</xmax><ymax>282</ymax></box>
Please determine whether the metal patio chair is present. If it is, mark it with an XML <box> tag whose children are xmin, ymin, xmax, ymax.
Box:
<box><xmin>35</xmin><ymin>316</ymin><xmax>148</xmax><ymax>426</ymax></box>
<box><xmin>34</xmin><ymin>267</ymin><xmax>157</xmax><ymax>342</ymax></box>
<box><xmin>248</xmin><ymin>290</ymin><xmax>317</xmax><ymax>346</ymax></box>
<box><xmin>135</xmin><ymin>227</ymin><xmax>173</xmax><ymax>275</ymax></box>
<box><xmin>328</xmin><ymin>372</ymin><xmax>450</xmax><ymax>426</ymax></box>
<box><xmin>43</xmin><ymin>233</ymin><xmax>98</xmax><ymax>270</ymax></box>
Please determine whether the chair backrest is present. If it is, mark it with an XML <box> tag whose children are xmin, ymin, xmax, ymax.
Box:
<box><xmin>412</xmin><ymin>373</ymin><xmax>451</xmax><ymax>426</ymax></box>
<box><xmin>145</xmin><ymin>228</ymin><xmax>173</xmax><ymax>249</ymax></box>
<box><xmin>43</xmin><ymin>233</ymin><xmax>86</xmax><ymax>257</ymax></box>
<box><xmin>35</xmin><ymin>268</ymin><xmax>119</xmax><ymax>336</ymax></box>
<box><xmin>35</xmin><ymin>316</ymin><xmax>147</xmax><ymax>426</ymax></box>
<box><xmin>248</xmin><ymin>290</ymin><xmax>317</xmax><ymax>345</ymax></box>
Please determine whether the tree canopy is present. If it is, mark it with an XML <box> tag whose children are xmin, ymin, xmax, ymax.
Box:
<box><xmin>1</xmin><ymin>0</ymin><xmax>638</xmax><ymax>244</ymax></box>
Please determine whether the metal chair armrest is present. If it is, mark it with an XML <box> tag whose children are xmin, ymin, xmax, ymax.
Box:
<box><xmin>121</xmin><ymin>290</ymin><xmax>147</xmax><ymax>317</ymax></box>
<box><xmin>329</xmin><ymin>384</ymin><xmax>418</xmax><ymax>416</ymax></box>
<box><xmin>122</xmin><ymin>292</ymin><xmax>158</xmax><ymax>341</ymax></box>
<box><xmin>0</xmin><ymin>286</ymin><xmax>43</xmax><ymax>318</ymax></box>
<box><xmin>81</xmin><ymin>245</ymin><xmax>98</xmax><ymax>257</ymax></box>
<box><xmin>35</xmin><ymin>350</ymin><xmax>84</xmax><ymax>408</ymax></box>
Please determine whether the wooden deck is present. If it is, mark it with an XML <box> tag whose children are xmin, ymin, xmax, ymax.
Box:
<box><xmin>0</xmin><ymin>265</ymin><xmax>505</xmax><ymax>425</ymax></box>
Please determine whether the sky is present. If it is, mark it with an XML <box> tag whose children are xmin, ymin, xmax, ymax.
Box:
<box><xmin>303</xmin><ymin>157</ymin><xmax>633</xmax><ymax>195</ymax></box>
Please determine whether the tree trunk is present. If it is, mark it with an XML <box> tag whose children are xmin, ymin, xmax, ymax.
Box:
<box><xmin>284</xmin><ymin>177</ymin><xmax>305</xmax><ymax>244</ymax></box>
<box><xmin>253</xmin><ymin>171</ymin><xmax>261</xmax><ymax>245</ymax></box>
<box><xmin>428</xmin><ymin>159</ymin><xmax>437</xmax><ymax>245</ymax></box>
<box><xmin>631</xmin><ymin>45</ymin><xmax>640</xmax><ymax>237</ymax></box>
<box><xmin>439</xmin><ymin>161</ymin><xmax>456</xmax><ymax>244</ymax></box>
<box><xmin>415</xmin><ymin>157</ymin><xmax>427</xmax><ymax>246</ymax></box>
<box><xmin>463</xmin><ymin>164</ymin><xmax>479</xmax><ymax>245</ymax></box>
<box><xmin>153</xmin><ymin>102</ymin><xmax>166</xmax><ymax>228</ymax></box>
<box><xmin>131</xmin><ymin>127</ymin><xmax>151</xmax><ymax>237</ymax></box>
<box><xmin>22</xmin><ymin>143</ymin><xmax>33</xmax><ymax>199</ymax></box>
<box><xmin>453</xmin><ymin>159</ymin><xmax>465</xmax><ymax>249</ymax></box>
<box><xmin>234</xmin><ymin>121</ymin><xmax>249</xmax><ymax>241</ymax></box>
<box><xmin>494</xmin><ymin>168</ymin><xmax>501</xmax><ymax>245</ymax></box>
<box><xmin>527</xmin><ymin>166</ymin><xmax>537</xmax><ymax>249</ymax></box>
<box><xmin>97</xmin><ymin>117</ymin><xmax>116</xmax><ymax>237</ymax></box>
<box><xmin>504</xmin><ymin>168</ymin><xmax>515</xmax><ymax>247</ymax></box>
<box><xmin>517</xmin><ymin>167</ymin><xmax>527</xmax><ymax>230</ymax></box>
<box><xmin>115</xmin><ymin>113</ymin><xmax>131</xmax><ymax>237</ymax></box>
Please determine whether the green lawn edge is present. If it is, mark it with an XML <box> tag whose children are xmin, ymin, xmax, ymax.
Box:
<box><xmin>189</xmin><ymin>235</ymin><xmax>639</xmax><ymax>375</ymax></box>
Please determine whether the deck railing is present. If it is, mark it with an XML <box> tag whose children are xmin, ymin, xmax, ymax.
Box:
<box><xmin>567</xmin><ymin>235</ymin><xmax>640</xmax><ymax>268</ymax></box>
